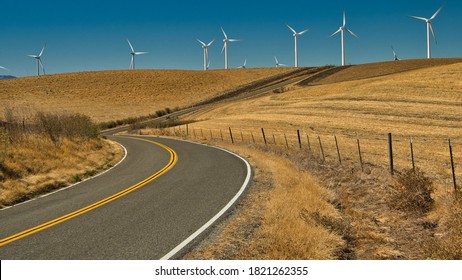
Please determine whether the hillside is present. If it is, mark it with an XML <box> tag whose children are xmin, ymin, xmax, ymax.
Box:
<box><xmin>160</xmin><ymin>59</ymin><xmax>462</xmax><ymax>260</ymax></box>
<box><xmin>0</xmin><ymin>68</ymin><xmax>293</xmax><ymax>122</ymax></box>
<box><xmin>185</xmin><ymin>59</ymin><xmax>462</xmax><ymax>187</ymax></box>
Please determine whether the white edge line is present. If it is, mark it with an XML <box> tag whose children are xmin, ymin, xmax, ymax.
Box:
<box><xmin>158</xmin><ymin>136</ymin><xmax>252</xmax><ymax>260</ymax></box>
<box><xmin>0</xmin><ymin>140</ymin><xmax>128</xmax><ymax>211</ymax></box>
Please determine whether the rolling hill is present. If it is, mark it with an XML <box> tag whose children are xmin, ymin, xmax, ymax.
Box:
<box><xmin>0</xmin><ymin>68</ymin><xmax>294</xmax><ymax>122</ymax></box>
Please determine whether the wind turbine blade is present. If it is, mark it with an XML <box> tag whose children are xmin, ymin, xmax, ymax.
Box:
<box><xmin>280</xmin><ymin>63</ymin><xmax>287</xmax><ymax>67</ymax></box>
<box><xmin>221</xmin><ymin>43</ymin><xmax>226</xmax><ymax>54</ymax></box>
<box><xmin>299</xmin><ymin>27</ymin><xmax>313</xmax><ymax>35</ymax></box>
<box><xmin>430</xmin><ymin>4</ymin><xmax>445</xmax><ymax>20</ymax></box>
<box><xmin>228</xmin><ymin>39</ymin><xmax>240</xmax><ymax>42</ymax></box>
<box><xmin>39</xmin><ymin>45</ymin><xmax>45</xmax><ymax>57</ymax></box>
<box><xmin>0</xmin><ymin>66</ymin><xmax>8</xmax><ymax>70</ymax></box>
<box><xmin>221</xmin><ymin>27</ymin><xmax>228</xmax><ymax>39</ymax></box>
<box><xmin>346</xmin><ymin>28</ymin><xmax>359</xmax><ymax>38</ymax></box>
<box><xmin>274</xmin><ymin>56</ymin><xmax>279</xmax><ymax>64</ymax></box>
<box><xmin>286</xmin><ymin>24</ymin><xmax>297</xmax><ymax>34</ymax></box>
<box><xmin>429</xmin><ymin>22</ymin><xmax>437</xmax><ymax>44</ymax></box>
<box><xmin>135</xmin><ymin>52</ymin><xmax>148</xmax><ymax>55</ymax></box>
<box><xmin>409</xmin><ymin>16</ymin><xmax>428</xmax><ymax>21</ymax></box>
<box><xmin>330</xmin><ymin>28</ymin><xmax>342</xmax><ymax>37</ymax></box>
<box><xmin>197</xmin><ymin>39</ymin><xmax>206</xmax><ymax>46</ymax></box>
<box><xmin>27</xmin><ymin>55</ymin><xmax>37</xmax><ymax>58</ymax></box>
<box><xmin>207</xmin><ymin>39</ymin><xmax>215</xmax><ymax>46</ymax></box>
<box><xmin>127</xmin><ymin>39</ymin><xmax>135</xmax><ymax>53</ymax></box>
<box><xmin>343</xmin><ymin>9</ymin><xmax>346</xmax><ymax>26</ymax></box>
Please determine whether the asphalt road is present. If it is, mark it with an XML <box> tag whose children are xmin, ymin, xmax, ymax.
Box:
<box><xmin>0</xmin><ymin>136</ymin><xmax>251</xmax><ymax>259</ymax></box>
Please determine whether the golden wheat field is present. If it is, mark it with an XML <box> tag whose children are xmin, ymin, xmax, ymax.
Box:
<box><xmin>0</xmin><ymin>68</ymin><xmax>293</xmax><ymax>122</ymax></box>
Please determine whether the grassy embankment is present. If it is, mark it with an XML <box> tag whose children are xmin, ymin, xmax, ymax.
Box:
<box><xmin>0</xmin><ymin>110</ymin><xmax>122</xmax><ymax>208</ymax></box>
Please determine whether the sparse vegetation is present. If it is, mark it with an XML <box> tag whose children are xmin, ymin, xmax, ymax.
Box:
<box><xmin>392</xmin><ymin>169</ymin><xmax>434</xmax><ymax>214</ymax></box>
<box><xmin>0</xmin><ymin>110</ymin><xmax>122</xmax><ymax>208</ymax></box>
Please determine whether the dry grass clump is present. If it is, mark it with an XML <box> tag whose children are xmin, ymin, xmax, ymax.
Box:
<box><xmin>425</xmin><ymin>195</ymin><xmax>462</xmax><ymax>259</ymax></box>
<box><xmin>392</xmin><ymin>169</ymin><xmax>434</xmax><ymax>214</ymax></box>
<box><xmin>185</xmin><ymin>145</ymin><xmax>346</xmax><ymax>260</ymax></box>
<box><xmin>0</xmin><ymin>111</ymin><xmax>122</xmax><ymax>207</ymax></box>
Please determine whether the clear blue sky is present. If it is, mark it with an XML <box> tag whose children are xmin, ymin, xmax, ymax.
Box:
<box><xmin>1</xmin><ymin>0</ymin><xmax>461</xmax><ymax>77</ymax></box>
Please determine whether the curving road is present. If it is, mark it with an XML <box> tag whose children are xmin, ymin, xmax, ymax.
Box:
<box><xmin>0</xmin><ymin>136</ymin><xmax>251</xmax><ymax>259</ymax></box>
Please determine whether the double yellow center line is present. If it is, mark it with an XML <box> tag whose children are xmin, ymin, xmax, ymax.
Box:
<box><xmin>0</xmin><ymin>137</ymin><xmax>177</xmax><ymax>247</ymax></box>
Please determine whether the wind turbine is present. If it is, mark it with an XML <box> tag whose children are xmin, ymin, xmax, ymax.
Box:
<box><xmin>410</xmin><ymin>4</ymin><xmax>444</xmax><ymax>59</ymax></box>
<box><xmin>274</xmin><ymin>56</ymin><xmax>287</xmax><ymax>67</ymax></box>
<box><xmin>286</xmin><ymin>24</ymin><xmax>312</xmax><ymax>67</ymax></box>
<box><xmin>127</xmin><ymin>39</ymin><xmax>148</xmax><ymax>70</ymax></box>
<box><xmin>221</xmin><ymin>27</ymin><xmax>240</xmax><ymax>69</ymax></box>
<box><xmin>330</xmin><ymin>9</ymin><xmax>359</xmax><ymax>66</ymax></box>
<box><xmin>0</xmin><ymin>66</ymin><xmax>8</xmax><ymax>71</ymax></box>
<box><xmin>391</xmin><ymin>46</ymin><xmax>400</xmax><ymax>61</ymax></box>
<box><xmin>27</xmin><ymin>45</ymin><xmax>46</xmax><ymax>76</ymax></box>
<box><xmin>237</xmin><ymin>58</ymin><xmax>247</xmax><ymax>69</ymax></box>
<box><xmin>197</xmin><ymin>39</ymin><xmax>214</xmax><ymax>71</ymax></box>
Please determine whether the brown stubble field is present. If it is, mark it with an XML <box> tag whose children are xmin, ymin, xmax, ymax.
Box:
<box><xmin>184</xmin><ymin>60</ymin><xmax>462</xmax><ymax>194</ymax></box>
<box><xmin>0</xmin><ymin>68</ymin><xmax>294</xmax><ymax>122</ymax></box>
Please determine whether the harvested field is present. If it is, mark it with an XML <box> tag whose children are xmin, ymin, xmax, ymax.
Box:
<box><xmin>0</xmin><ymin>68</ymin><xmax>294</xmax><ymax>122</ymax></box>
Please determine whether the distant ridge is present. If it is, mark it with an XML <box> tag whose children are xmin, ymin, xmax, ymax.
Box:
<box><xmin>0</xmin><ymin>75</ymin><xmax>16</xmax><ymax>80</ymax></box>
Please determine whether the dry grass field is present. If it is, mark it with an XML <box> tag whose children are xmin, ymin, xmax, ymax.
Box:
<box><xmin>0</xmin><ymin>68</ymin><xmax>293</xmax><ymax>122</ymax></box>
<box><xmin>147</xmin><ymin>58</ymin><xmax>462</xmax><ymax>259</ymax></box>
<box><xmin>2</xmin><ymin>59</ymin><xmax>462</xmax><ymax>259</ymax></box>
<box><xmin>184</xmin><ymin>59</ymin><xmax>462</xmax><ymax>189</ymax></box>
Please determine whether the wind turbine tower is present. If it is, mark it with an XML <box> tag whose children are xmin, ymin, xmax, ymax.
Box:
<box><xmin>330</xmin><ymin>10</ymin><xmax>359</xmax><ymax>66</ymax></box>
<box><xmin>286</xmin><ymin>24</ymin><xmax>312</xmax><ymax>67</ymax></box>
<box><xmin>221</xmin><ymin>27</ymin><xmax>240</xmax><ymax>69</ymax></box>
<box><xmin>127</xmin><ymin>39</ymin><xmax>148</xmax><ymax>70</ymax></box>
<box><xmin>28</xmin><ymin>45</ymin><xmax>46</xmax><ymax>76</ymax></box>
<box><xmin>410</xmin><ymin>4</ymin><xmax>444</xmax><ymax>59</ymax></box>
<box><xmin>197</xmin><ymin>39</ymin><xmax>214</xmax><ymax>71</ymax></box>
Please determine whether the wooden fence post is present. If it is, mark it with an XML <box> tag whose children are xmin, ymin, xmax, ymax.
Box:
<box><xmin>334</xmin><ymin>133</ymin><xmax>341</xmax><ymax>164</ymax></box>
<box><xmin>251</xmin><ymin>132</ymin><xmax>255</xmax><ymax>144</ymax></box>
<box><xmin>240</xmin><ymin>131</ymin><xmax>244</xmax><ymax>142</ymax></box>
<box><xmin>272</xmin><ymin>134</ymin><xmax>276</xmax><ymax>145</ymax></box>
<box><xmin>186</xmin><ymin>124</ymin><xmax>189</xmax><ymax>136</ymax></box>
<box><xmin>297</xmin><ymin>129</ymin><xmax>302</xmax><ymax>149</ymax></box>
<box><xmin>229</xmin><ymin>127</ymin><xmax>234</xmax><ymax>144</ymax></box>
<box><xmin>261</xmin><ymin>128</ymin><xmax>267</xmax><ymax>145</ymax></box>
<box><xmin>410</xmin><ymin>135</ymin><xmax>415</xmax><ymax>172</ymax></box>
<box><xmin>220</xmin><ymin>129</ymin><xmax>224</xmax><ymax>141</ymax></box>
<box><xmin>356</xmin><ymin>133</ymin><xmax>364</xmax><ymax>172</ymax></box>
<box><xmin>318</xmin><ymin>135</ymin><xmax>325</xmax><ymax>161</ymax></box>
<box><xmin>449</xmin><ymin>139</ymin><xmax>457</xmax><ymax>192</ymax></box>
<box><xmin>284</xmin><ymin>134</ymin><xmax>289</xmax><ymax>149</ymax></box>
<box><xmin>388</xmin><ymin>133</ymin><xmax>394</xmax><ymax>176</ymax></box>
